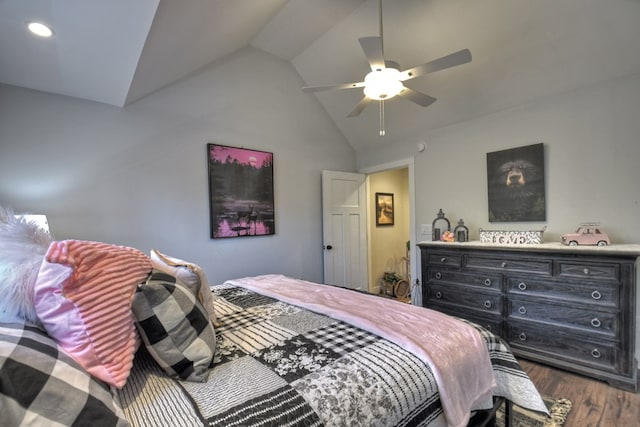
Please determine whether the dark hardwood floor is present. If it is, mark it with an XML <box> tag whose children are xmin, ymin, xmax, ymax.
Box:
<box><xmin>518</xmin><ymin>359</ymin><xmax>640</xmax><ymax>427</ymax></box>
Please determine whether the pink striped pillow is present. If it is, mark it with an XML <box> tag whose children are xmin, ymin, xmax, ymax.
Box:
<box><xmin>34</xmin><ymin>240</ymin><xmax>152</xmax><ymax>388</ymax></box>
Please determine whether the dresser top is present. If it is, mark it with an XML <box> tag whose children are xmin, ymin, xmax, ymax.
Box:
<box><xmin>417</xmin><ymin>241</ymin><xmax>640</xmax><ymax>257</ymax></box>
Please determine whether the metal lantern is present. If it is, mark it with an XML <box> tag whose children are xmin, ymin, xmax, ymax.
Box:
<box><xmin>454</xmin><ymin>219</ymin><xmax>469</xmax><ymax>242</ymax></box>
<box><xmin>432</xmin><ymin>209</ymin><xmax>450</xmax><ymax>241</ymax></box>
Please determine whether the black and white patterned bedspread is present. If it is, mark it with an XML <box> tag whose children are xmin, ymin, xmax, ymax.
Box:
<box><xmin>118</xmin><ymin>283</ymin><xmax>545</xmax><ymax>427</ymax></box>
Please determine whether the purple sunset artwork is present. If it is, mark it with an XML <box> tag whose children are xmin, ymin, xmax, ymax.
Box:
<box><xmin>208</xmin><ymin>144</ymin><xmax>274</xmax><ymax>238</ymax></box>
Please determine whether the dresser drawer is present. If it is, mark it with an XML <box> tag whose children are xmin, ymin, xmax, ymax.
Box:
<box><xmin>427</xmin><ymin>284</ymin><xmax>502</xmax><ymax>315</ymax></box>
<box><xmin>556</xmin><ymin>261</ymin><xmax>620</xmax><ymax>282</ymax></box>
<box><xmin>428</xmin><ymin>270</ymin><xmax>502</xmax><ymax>291</ymax></box>
<box><xmin>507</xmin><ymin>321</ymin><xmax>619</xmax><ymax>372</ymax></box>
<box><xmin>429</xmin><ymin>306</ymin><xmax>502</xmax><ymax>335</ymax></box>
<box><xmin>465</xmin><ymin>255</ymin><xmax>552</xmax><ymax>275</ymax></box>
<box><xmin>507</xmin><ymin>277</ymin><xmax>618</xmax><ymax>308</ymax></box>
<box><xmin>426</xmin><ymin>252</ymin><xmax>462</xmax><ymax>268</ymax></box>
<box><xmin>508</xmin><ymin>298</ymin><xmax>618</xmax><ymax>337</ymax></box>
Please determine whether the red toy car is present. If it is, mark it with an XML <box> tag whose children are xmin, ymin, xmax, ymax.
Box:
<box><xmin>561</xmin><ymin>223</ymin><xmax>610</xmax><ymax>246</ymax></box>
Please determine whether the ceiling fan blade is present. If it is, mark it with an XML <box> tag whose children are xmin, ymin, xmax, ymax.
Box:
<box><xmin>302</xmin><ymin>81</ymin><xmax>366</xmax><ymax>93</ymax></box>
<box><xmin>347</xmin><ymin>96</ymin><xmax>374</xmax><ymax>117</ymax></box>
<box><xmin>399</xmin><ymin>48</ymin><xmax>472</xmax><ymax>81</ymax></box>
<box><xmin>359</xmin><ymin>36</ymin><xmax>386</xmax><ymax>71</ymax></box>
<box><xmin>397</xmin><ymin>87</ymin><xmax>437</xmax><ymax>107</ymax></box>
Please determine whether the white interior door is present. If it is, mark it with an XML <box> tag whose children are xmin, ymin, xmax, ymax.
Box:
<box><xmin>321</xmin><ymin>170</ymin><xmax>368</xmax><ymax>291</ymax></box>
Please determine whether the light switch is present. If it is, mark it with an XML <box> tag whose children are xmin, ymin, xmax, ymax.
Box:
<box><xmin>420</xmin><ymin>224</ymin><xmax>432</xmax><ymax>235</ymax></box>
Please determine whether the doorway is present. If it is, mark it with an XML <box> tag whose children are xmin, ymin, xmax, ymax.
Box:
<box><xmin>367</xmin><ymin>167</ymin><xmax>410</xmax><ymax>295</ymax></box>
<box><xmin>321</xmin><ymin>158</ymin><xmax>418</xmax><ymax>304</ymax></box>
<box><xmin>359</xmin><ymin>157</ymin><xmax>417</xmax><ymax>303</ymax></box>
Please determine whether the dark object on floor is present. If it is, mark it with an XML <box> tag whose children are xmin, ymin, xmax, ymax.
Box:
<box><xmin>495</xmin><ymin>396</ymin><xmax>572</xmax><ymax>427</ymax></box>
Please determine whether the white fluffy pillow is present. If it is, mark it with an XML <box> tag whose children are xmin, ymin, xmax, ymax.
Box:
<box><xmin>0</xmin><ymin>206</ymin><xmax>52</xmax><ymax>322</ymax></box>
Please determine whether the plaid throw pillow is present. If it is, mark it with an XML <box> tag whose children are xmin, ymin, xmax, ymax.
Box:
<box><xmin>0</xmin><ymin>322</ymin><xmax>128</xmax><ymax>426</ymax></box>
<box><xmin>132</xmin><ymin>270</ymin><xmax>216</xmax><ymax>382</ymax></box>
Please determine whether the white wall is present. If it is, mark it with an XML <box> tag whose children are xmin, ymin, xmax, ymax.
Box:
<box><xmin>358</xmin><ymin>71</ymin><xmax>640</xmax><ymax>360</ymax></box>
<box><xmin>0</xmin><ymin>47</ymin><xmax>356</xmax><ymax>284</ymax></box>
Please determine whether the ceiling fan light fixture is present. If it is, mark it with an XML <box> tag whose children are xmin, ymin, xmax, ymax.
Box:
<box><xmin>363</xmin><ymin>68</ymin><xmax>403</xmax><ymax>100</ymax></box>
<box><xmin>301</xmin><ymin>0</ymin><xmax>471</xmax><ymax>136</ymax></box>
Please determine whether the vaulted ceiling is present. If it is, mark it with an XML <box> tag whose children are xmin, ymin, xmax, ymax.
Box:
<box><xmin>2</xmin><ymin>0</ymin><xmax>640</xmax><ymax>152</ymax></box>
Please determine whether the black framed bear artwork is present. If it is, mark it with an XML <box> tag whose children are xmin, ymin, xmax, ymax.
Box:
<box><xmin>486</xmin><ymin>143</ymin><xmax>546</xmax><ymax>222</ymax></box>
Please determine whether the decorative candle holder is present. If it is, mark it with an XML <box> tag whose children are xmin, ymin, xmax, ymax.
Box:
<box><xmin>432</xmin><ymin>209</ymin><xmax>450</xmax><ymax>241</ymax></box>
<box><xmin>454</xmin><ymin>219</ymin><xmax>469</xmax><ymax>242</ymax></box>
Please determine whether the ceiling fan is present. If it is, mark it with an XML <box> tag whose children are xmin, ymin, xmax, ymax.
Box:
<box><xmin>302</xmin><ymin>0</ymin><xmax>472</xmax><ymax>136</ymax></box>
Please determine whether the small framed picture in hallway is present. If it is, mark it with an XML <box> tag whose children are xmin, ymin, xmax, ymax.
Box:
<box><xmin>375</xmin><ymin>192</ymin><xmax>394</xmax><ymax>226</ymax></box>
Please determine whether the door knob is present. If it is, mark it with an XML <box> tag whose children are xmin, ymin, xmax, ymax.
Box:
<box><xmin>325</xmin><ymin>245</ymin><xmax>333</xmax><ymax>250</ymax></box>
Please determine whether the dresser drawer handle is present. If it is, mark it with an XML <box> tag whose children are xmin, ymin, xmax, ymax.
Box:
<box><xmin>591</xmin><ymin>290</ymin><xmax>602</xmax><ymax>300</ymax></box>
<box><xmin>484</xmin><ymin>278</ymin><xmax>492</xmax><ymax>286</ymax></box>
<box><xmin>591</xmin><ymin>349</ymin><xmax>601</xmax><ymax>359</ymax></box>
<box><xmin>518</xmin><ymin>282</ymin><xmax>527</xmax><ymax>291</ymax></box>
<box><xmin>435</xmin><ymin>272</ymin><xmax>442</xmax><ymax>280</ymax></box>
<box><xmin>435</xmin><ymin>291</ymin><xmax>443</xmax><ymax>299</ymax></box>
<box><xmin>501</xmin><ymin>262</ymin><xmax>507</xmax><ymax>268</ymax></box>
<box><xmin>518</xmin><ymin>333</ymin><xmax>527</xmax><ymax>341</ymax></box>
<box><xmin>591</xmin><ymin>318</ymin><xmax>601</xmax><ymax>328</ymax></box>
<box><xmin>440</xmin><ymin>257</ymin><xmax>447</xmax><ymax>263</ymax></box>
<box><xmin>518</xmin><ymin>306</ymin><xmax>527</xmax><ymax>315</ymax></box>
<box><xmin>483</xmin><ymin>300</ymin><xmax>492</xmax><ymax>309</ymax></box>
<box><xmin>583</xmin><ymin>268</ymin><xmax>590</xmax><ymax>275</ymax></box>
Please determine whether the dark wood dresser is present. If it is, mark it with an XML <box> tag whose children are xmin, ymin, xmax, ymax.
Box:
<box><xmin>418</xmin><ymin>241</ymin><xmax>640</xmax><ymax>392</ymax></box>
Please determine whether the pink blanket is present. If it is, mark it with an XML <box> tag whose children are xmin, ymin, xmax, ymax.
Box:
<box><xmin>226</xmin><ymin>275</ymin><xmax>496</xmax><ymax>427</ymax></box>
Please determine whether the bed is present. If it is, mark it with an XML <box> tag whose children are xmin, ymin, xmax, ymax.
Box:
<box><xmin>119</xmin><ymin>274</ymin><xmax>551</xmax><ymax>427</ymax></box>
<box><xmin>0</xmin><ymin>216</ymin><xmax>547</xmax><ymax>427</ymax></box>
<box><xmin>1</xmin><ymin>273</ymin><xmax>547</xmax><ymax>427</ymax></box>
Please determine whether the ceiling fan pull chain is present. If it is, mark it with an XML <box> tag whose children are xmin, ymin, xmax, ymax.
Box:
<box><xmin>379</xmin><ymin>0</ymin><xmax>384</xmax><ymax>52</ymax></box>
<box><xmin>379</xmin><ymin>100</ymin><xmax>385</xmax><ymax>136</ymax></box>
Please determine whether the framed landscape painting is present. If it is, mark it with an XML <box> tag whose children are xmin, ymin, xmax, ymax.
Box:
<box><xmin>207</xmin><ymin>144</ymin><xmax>275</xmax><ymax>238</ymax></box>
<box><xmin>375</xmin><ymin>192</ymin><xmax>394</xmax><ymax>226</ymax></box>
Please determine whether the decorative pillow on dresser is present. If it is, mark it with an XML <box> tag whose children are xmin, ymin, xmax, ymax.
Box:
<box><xmin>0</xmin><ymin>322</ymin><xmax>128</xmax><ymax>426</ymax></box>
<box><xmin>132</xmin><ymin>269</ymin><xmax>216</xmax><ymax>382</ymax></box>
<box><xmin>150</xmin><ymin>248</ymin><xmax>219</xmax><ymax>326</ymax></box>
<box><xmin>33</xmin><ymin>240</ymin><xmax>153</xmax><ymax>388</ymax></box>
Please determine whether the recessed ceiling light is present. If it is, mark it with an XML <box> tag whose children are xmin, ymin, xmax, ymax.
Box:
<box><xmin>27</xmin><ymin>21</ymin><xmax>54</xmax><ymax>38</ymax></box>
